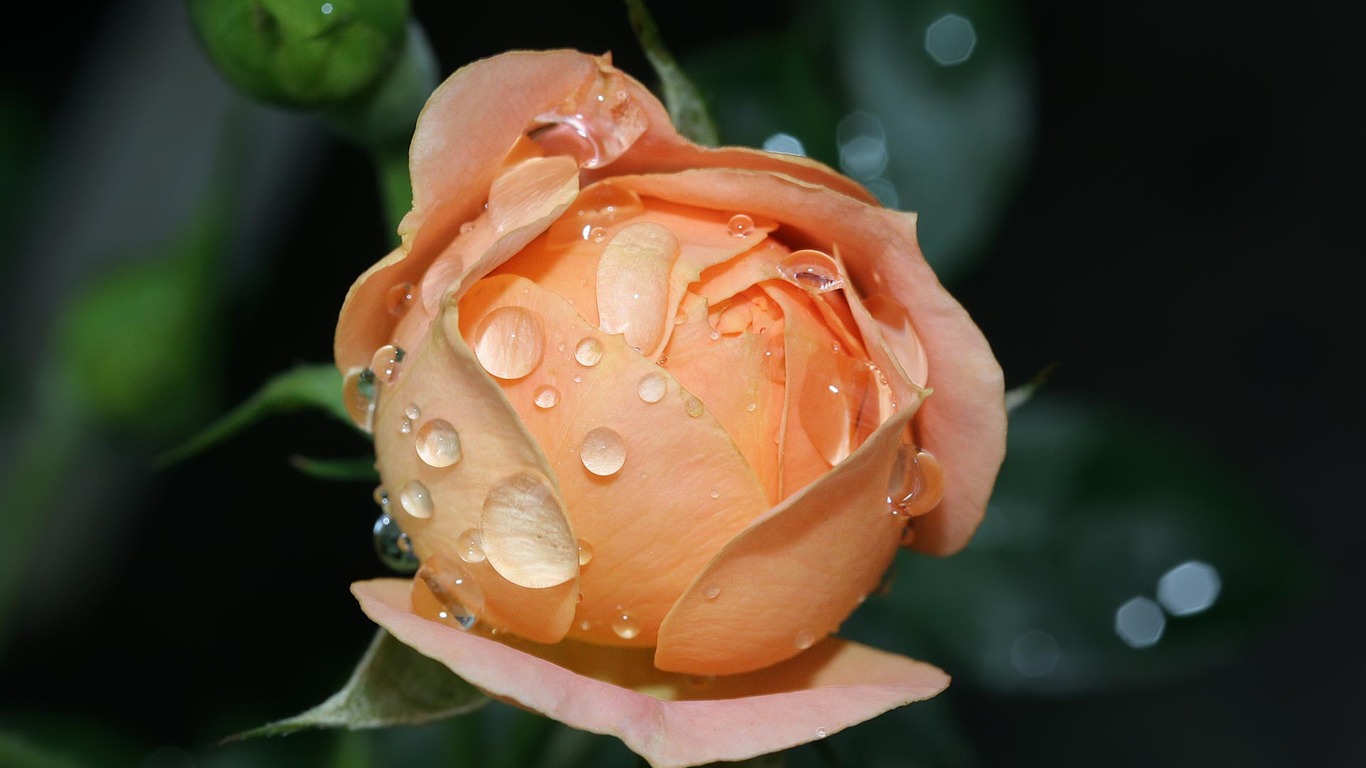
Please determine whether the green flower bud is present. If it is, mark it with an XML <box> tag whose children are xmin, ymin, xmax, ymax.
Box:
<box><xmin>188</xmin><ymin>0</ymin><xmax>409</xmax><ymax>109</ymax></box>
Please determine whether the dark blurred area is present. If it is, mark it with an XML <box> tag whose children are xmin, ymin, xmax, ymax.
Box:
<box><xmin>1</xmin><ymin>0</ymin><xmax>1360</xmax><ymax>766</ymax></box>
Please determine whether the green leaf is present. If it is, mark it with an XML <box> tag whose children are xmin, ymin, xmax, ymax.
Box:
<box><xmin>156</xmin><ymin>364</ymin><xmax>349</xmax><ymax>467</ymax></box>
<box><xmin>852</xmin><ymin>396</ymin><xmax>1313</xmax><ymax>695</ymax></box>
<box><xmin>623</xmin><ymin>0</ymin><xmax>720</xmax><ymax>146</ymax></box>
<box><xmin>0</xmin><ymin>732</ymin><xmax>89</xmax><ymax>768</ymax></box>
<box><xmin>230</xmin><ymin>629</ymin><xmax>487</xmax><ymax>740</ymax></box>
<box><xmin>290</xmin><ymin>454</ymin><xmax>380</xmax><ymax>482</ymax></box>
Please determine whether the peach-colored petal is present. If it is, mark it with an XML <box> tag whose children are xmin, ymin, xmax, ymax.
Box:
<box><xmin>354</xmin><ymin>579</ymin><xmax>949</xmax><ymax>768</ymax></box>
<box><xmin>655</xmin><ymin>400</ymin><xmax>920</xmax><ymax>675</ymax></box>
<box><xmin>372</xmin><ymin>295</ymin><xmax>578</xmax><ymax>642</ymax></box>
<box><xmin>612</xmin><ymin>169</ymin><xmax>1006</xmax><ymax>555</ymax></box>
<box><xmin>595</xmin><ymin>221</ymin><xmax>679</xmax><ymax>353</ymax></box>
<box><xmin>456</xmin><ymin>275</ymin><xmax>770</xmax><ymax>646</ymax></box>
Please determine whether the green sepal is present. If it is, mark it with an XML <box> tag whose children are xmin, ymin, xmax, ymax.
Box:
<box><xmin>227</xmin><ymin>629</ymin><xmax>487</xmax><ymax>740</ymax></box>
<box><xmin>290</xmin><ymin>454</ymin><xmax>380</xmax><ymax>482</ymax></box>
<box><xmin>623</xmin><ymin>0</ymin><xmax>720</xmax><ymax>146</ymax></box>
<box><xmin>156</xmin><ymin>363</ymin><xmax>350</xmax><ymax>467</ymax></box>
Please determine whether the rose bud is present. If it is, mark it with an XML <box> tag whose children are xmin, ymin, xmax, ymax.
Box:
<box><xmin>337</xmin><ymin>50</ymin><xmax>1005</xmax><ymax>767</ymax></box>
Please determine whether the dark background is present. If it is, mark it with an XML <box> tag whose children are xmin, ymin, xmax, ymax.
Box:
<box><xmin>1</xmin><ymin>0</ymin><xmax>1360</xmax><ymax>766</ymax></box>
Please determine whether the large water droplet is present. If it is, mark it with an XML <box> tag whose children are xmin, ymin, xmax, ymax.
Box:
<box><xmin>369</xmin><ymin>344</ymin><xmax>405</xmax><ymax>384</ymax></box>
<box><xmin>473</xmin><ymin>306</ymin><xmax>546</xmax><ymax>379</ymax></box>
<box><xmin>386</xmin><ymin>282</ymin><xmax>414</xmax><ymax>316</ymax></box>
<box><xmin>727</xmin><ymin>213</ymin><xmax>754</xmax><ymax>237</ymax></box>
<box><xmin>456</xmin><ymin>528</ymin><xmax>486</xmax><ymax>563</ymax></box>
<box><xmin>637</xmin><ymin>372</ymin><xmax>666</xmax><ymax>403</ymax></box>
<box><xmin>373</xmin><ymin>513</ymin><xmax>418</xmax><ymax>573</ymax></box>
<box><xmin>343</xmin><ymin>368</ymin><xmax>376</xmax><ymax>432</ymax></box>
<box><xmin>574</xmin><ymin>337</ymin><xmax>603</xmax><ymax>366</ymax></box>
<box><xmin>777</xmin><ymin>250</ymin><xmax>844</xmax><ymax>294</ymax></box>
<box><xmin>580</xmin><ymin>427</ymin><xmax>627</xmax><ymax>476</ymax></box>
<box><xmin>612</xmin><ymin>613</ymin><xmax>641</xmax><ymax>639</ymax></box>
<box><xmin>418</xmin><ymin>557</ymin><xmax>484</xmax><ymax>631</ymax></box>
<box><xmin>577</xmin><ymin>539</ymin><xmax>594</xmax><ymax>566</ymax></box>
<box><xmin>481</xmin><ymin>472</ymin><xmax>577</xmax><ymax>588</ymax></box>
<box><xmin>399</xmin><ymin>479</ymin><xmax>434</xmax><ymax>519</ymax></box>
<box><xmin>886</xmin><ymin>444</ymin><xmax>943</xmax><ymax>516</ymax></box>
<box><xmin>415</xmin><ymin>419</ymin><xmax>462</xmax><ymax>468</ymax></box>
<box><xmin>529</xmin><ymin>70</ymin><xmax>645</xmax><ymax>168</ymax></box>
<box><xmin>533</xmin><ymin>385</ymin><xmax>560</xmax><ymax>409</ymax></box>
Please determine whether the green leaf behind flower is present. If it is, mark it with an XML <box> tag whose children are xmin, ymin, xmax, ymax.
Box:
<box><xmin>229</xmin><ymin>629</ymin><xmax>487</xmax><ymax>740</ymax></box>
<box><xmin>155</xmin><ymin>363</ymin><xmax>350</xmax><ymax>467</ymax></box>
<box><xmin>623</xmin><ymin>0</ymin><xmax>720</xmax><ymax>146</ymax></box>
<box><xmin>289</xmin><ymin>454</ymin><xmax>380</xmax><ymax>482</ymax></box>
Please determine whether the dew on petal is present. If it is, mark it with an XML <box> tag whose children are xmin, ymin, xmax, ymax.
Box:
<box><xmin>637</xmin><ymin>372</ymin><xmax>666</xmax><ymax>403</ymax></box>
<box><xmin>887</xmin><ymin>444</ymin><xmax>944</xmax><ymax>516</ymax></box>
<box><xmin>369</xmin><ymin>344</ymin><xmax>405</xmax><ymax>384</ymax></box>
<box><xmin>473</xmin><ymin>306</ymin><xmax>546</xmax><ymax>379</ymax></box>
<box><xmin>777</xmin><ymin>250</ymin><xmax>844</xmax><ymax>294</ymax></box>
<box><xmin>343</xmin><ymin>368</ymin><xmax>376</xmax><ymax>432</ymax></box>
<box><xmin>415</xmin><ymin>419</ymin><xmax>462</xmax><ymax>468</ymax></box>
<box><xmin>685</xmin><ymin>396</ymin><xmax>704</xmax><ymax>418</ymax></box>
<box><xmin>709</xmin><ymin>489</ymin><xmax>720</xmax><ymax>499</ymax></box>
<box><xmin>612</xmin><ymin>613</ymin><xmax>641</xmax><ymax>639</ymax></box>
<box><xmin>703</xmin><ymin>585</ymin><xmax>721</xmax><ymax>600</ymax></box>
<box><xmin>399</xmin><ymin>479</ymin><xmax>434</xmax><ymax>519</ymax></box>
<box><xmin>404</xmin><ymin>404</ymin><xmax>421</xmax><ymax>420</ymax></box>
<box><xmin>580</xmin><ymin>427</ymin><xmax>627</xmax><ymax>476</ymax></box>
<box><xmin>727</xmin><ymin>213</ymin><xmax>755</xmax><ymax>237</ymax></box>
<box><xmin>589</xmin><ymin>226</ymin><xmax>607</xmax><ymax>243</ymax></box>
<box><xmin>460</xmin><ymin>220</ymin><xmax>476</xmax><ymax>234</ymax></box>
<box><xmin>577</xmin><ymin>539</ymin><xmax>595</xmax><ymax>566</ymax></box>
<box><xmin>372</xmin><ymin>485</ymin><xmax>389</xmax><ymax>508</ymax></box>
<box><xmin>794</xmin><ymin>630</ymin><xmax>817</xmax><ymax>650</ymax></box>
<box><xmin>481</xmin><ymin>472</ymin><xmax>578</xmax><ymax>588</ymax></box>
<box><xmin>534</xmin><ymin>385</ymin><xmax>560</xmax><ymax>409</ymax></box>
<box><xmin>456</xmin><ymin>528</ymin><xmax>486</xmax><ymax>563</ymax></box>
<box><xmin>529</xmin><ymin>69</ymin><xmax>646</xmax><ymax>168</ymax></box>
<box><xmin>385</xmin><ymin>282</ymin><xmax>414</xmax><ymax>316</ymax></box>
<box><xmin>417</xmin><ymin>556</ymin><xmax>484</xmax><ymax>630</ymax></box>
<box><xmin>399</xmin><ymin>418</ymin><xmax>413</xmax><ymax>434</ymax></box>
<box><xmin>373</xmin><ymin>513</ymin><xmax>418</xmax><ymax>573</ymax></box>
<box><xmin>574</xmin><ymin>337</ymin><xmax>604</xmax><ymax>366</ymax></box>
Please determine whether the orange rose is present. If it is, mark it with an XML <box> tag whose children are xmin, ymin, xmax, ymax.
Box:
<box><xmin>336</xmin><ymin>50</ymin><xmax>1005</xmax><ymax>767</ymax></box>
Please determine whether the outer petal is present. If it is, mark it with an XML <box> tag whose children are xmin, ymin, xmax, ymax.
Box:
<box><xmin>354</xmin><ymin>579</ymin><xmax>949</xmax><ymax>768</ymax></box>
<box><xmin>612</xmin><ymin>170</ymin><xmax>1006</xmax><ymax>555</ymax></box>
<box><xmin>655</xmin><ymin>403</ymin><xmax>920</xmax><ymax>675</ymax></box>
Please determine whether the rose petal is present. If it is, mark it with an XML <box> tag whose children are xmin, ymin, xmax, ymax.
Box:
<box><xmin>354</xmin><ymin>578</ymin><xmax>949</xmax><ymax>768</ymax></box>
<box><xmin>373</xmin><ymin>296</ymin><xmax>578</xmax><ymax>642</ymax></box>
<box><xmin>457</xmin><ymin>275</ymin><xmax>770</xmax><ymax>647</ymax></box>
<box><xmin>655</xmin><ymin>397</ymin><xmax>917</xmax><ymax>675</ymax></box>
<box><xmin>596</xmin><ymin>221</ymin><xmax>680</xmax><ymax>353</ymax></box>
<box><xmin>612</xmin><ymin>169</ymin><xmax>1006</xmax><ymax>555</ymax></box>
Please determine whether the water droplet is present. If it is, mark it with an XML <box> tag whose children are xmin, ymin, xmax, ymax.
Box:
<box><xmin>373</xmin><ymin>514</ymin><xmax>419</xmax><ymax>573</ymax></box>
<box><xmin>708</xmin><ymin>329</ymin><xmax>721</xmax><ymax>341</ymax></box>
<box><xmin>399</xmin><ymin>479</ymin><xmax>434</xmax><ymax>519</ymax></box>
<box><xmin>473</xmin><ymin>306</ymin><xmax>546</xmax><ymax>379</ymax></box>
<box><xmin>481</xmin><ymin>472</ymin><xmax>577</xmax><ymax>588</ymax></box>
<box><xmin>685</xmin><ymin>397</ymin><xmax>704</xmax><ymax>418</ymax></box>
<box><xmin>589</xmin><ymin>226</ymin><xmax>607</xmax><ymax>243</ymax></box>
<box><xmin>415</xmin><ymin>419</ymin><xmax>462</xmax><ymax>468</ymax></box>
<box><xmin>579</xmin><ymin>619</ymin><xmax>592</xmax><ymax>631</ymax></box>
<box><xmin>343</xmin><ymin>368</ymin><xmax>377</xmax><ymax>432</ymax></box>
<box><xmin>580</xmin><ymin>427</ymin><xmax>627</xmax><ymax>476</ymax></box>
<box><xmin>418</xmin><ymin>557</ymin><xmax>483</xmax><ymax>630</ymax></box>
<box><xmin>529</xmin><ymin>70</ymin><xmax>645</xmax><ymax>168</ymax></box>
<box><xmin>399</xmin><ymin>418</ymin><xmax>412</xmax><ymax>434</ymax></box>
<box><xmin>673</xmin><ymin>313</ymin><xmax>687</xmax><ymax>326</ymax></box>
<box><xmin>369</xmin><ymin>344</ymin><xmax>405</xmax><ymax>384</ymax></box>
<box><xmin>612</xmin><ymin>614</ymin><xmax>641</xmax><ymax>639</ymax></box>
<box><xmin>577</xmin><ymin>539</ymin><xmax>594</xmax><ymax>566</ymax></box>
<box><xmin>727</xmin><ymin>213</ymin><xmax>754</xmax><ymax>237</ymax></box>
<box><xmin>404</xmin><ymin>404</ymin><xmax>421</xmax><ymax>420</ymax></box>
<box><xmin>574</xmin><ymin>337</ymin><xmax>603</xmax><ymax>366</ymax></box>
<box><xmin>655</xmin><ymin>353</ymin><xmax>668</xmax><ymax>366</ymax></box>
<box><xmin>373</xmin><ymin>485</ymin><xmax>389</xmax><ymax>507</ymax></box>
<box><xmin>703</xmin><ymin>585</ymin><xmax>721</xmax><ymax>600</ymax></box>
<box><xmin>385</xmin><ymin>282</ymin><xmax>414</xmax><ymax>316</ymax></box>
<box><xmin>709</xmin><ymin>489</ymin><xmax>720</xmax><ymax>499</ymax></box>
<box><xmin>886</xmin><ymin>445</ymin><xmax>943</xmax><ymax>516</ymax></box>
<box><xmin>745</xmin><ymin>401</ymin><xmax>757</xmax><ymax>412</ymax></box>
<box><xmin>460</xmin><ymin>220</ymin><xmax>476</xmax><ymax>234</ymax></box>
<box><xmin>573</xmin><ymin>374</ymin><xmax>583</xmax><ymax>383</ymax></box>
<box><xmin>637</xmin><ymin>372</ymin><xmax>666</xmax><ymax>403</ymax></box>
<box><xmin>456</xmin><ymin>528</ymin><xmax>486</xmax><ymax>563</ymax></box>
<box><xmin>794</xmin><ymin>630</ymin><xmax>816</xmax><ymax>650</ymax></box>
<box><xmin>534</xmin><ymin>385</ymin><xmax>560</xmax><ymax>409</ymax></box>
<box><xmin>777</xmin><ymin>250</ymin><xmax>844</xmax><ymax>293</ymax></box>
<box><xmin>815</xmin><ymin>727</ymin><xmax>828</xmax><ymax>739</ymax></box>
